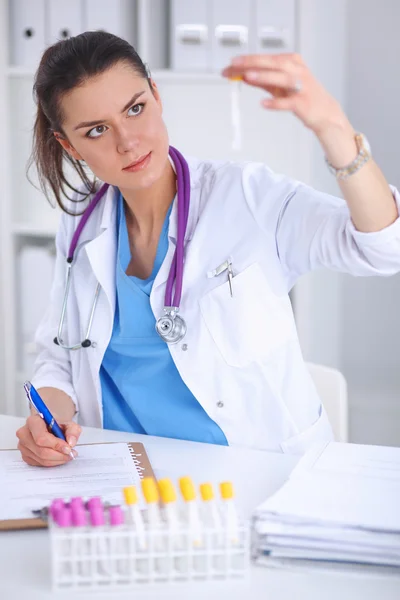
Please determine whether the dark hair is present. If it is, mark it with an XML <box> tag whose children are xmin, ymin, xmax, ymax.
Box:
<box><xmin>29</xmin><ymin>31</ymin><xmax>151</xmax><ymax>214</ymax></box>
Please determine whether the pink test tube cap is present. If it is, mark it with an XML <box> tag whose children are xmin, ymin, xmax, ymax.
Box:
<box><xmin>50</xmin><ymin>498</ymin><xmax>65</xmax><ymax>521</ymax></box>
<box><xmin>70</xmin><ymin>497</ymin><xmax>84</xmax><ymax>510</ymax></box>
<box><xmin>71</xmin><ymin>505</ymin><xmax>87</xmax><ymax>527</ymax></box>
<box><xmin>87</xmin><ymin>496</ymin><xmax>102</xmax><ymax>509</ymax></box>
<box><xmin>109</xmin><ymin>505</ymin><xmax>124</xmax><ymax>526</ymax></box>
<box><xmin>89</xmin><ymin>506</ymin><xmax>105</xmax><ymax>527</ymax></box>
<box><xmin>57</xmin><ymin>506</ymin><xmax>72</xmax><ymax>528</ymax></box>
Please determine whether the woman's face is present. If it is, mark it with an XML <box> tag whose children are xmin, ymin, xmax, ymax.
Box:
<box><xmin>56</xmin><ymin>61</ymin><xmax>170</xmax><ymax>191</ymax></box>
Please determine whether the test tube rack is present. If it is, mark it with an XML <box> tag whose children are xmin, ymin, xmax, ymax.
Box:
<box><xmin>50</xmin><ymin>513</ymin><xmax>250</xmax><ymax>590</ymax></box>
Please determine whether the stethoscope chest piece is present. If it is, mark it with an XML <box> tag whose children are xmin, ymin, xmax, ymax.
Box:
<box><xmin>155</xmin><ymin>307</ymin><xmax>187</xmax><ymax>344</ymax></box>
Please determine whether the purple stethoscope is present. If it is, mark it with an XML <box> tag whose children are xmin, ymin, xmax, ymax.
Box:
<box><xmin>54</xmin><ymin>146</ymin><xmax>190</xmax><ymax>350</ymax></box>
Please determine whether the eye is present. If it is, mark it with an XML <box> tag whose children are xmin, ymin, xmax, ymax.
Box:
<box><xmin>86</xmin><ymin>125</ymin><xmax>107</xmax><ymax>139</ymax></box>
<box><xmin>127</xmin><ymin>103</ymin><xmax>145</xmax><ymax>116</ymax></box>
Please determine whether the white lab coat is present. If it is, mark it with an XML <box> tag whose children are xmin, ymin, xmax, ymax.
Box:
<box><xmin>32</xmin><ymin>156</ymin><xmax>400</xmax><ymax>454</ymax></box>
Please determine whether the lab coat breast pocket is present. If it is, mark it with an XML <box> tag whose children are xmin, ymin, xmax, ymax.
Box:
<box><xmin>199</xmin><ymin>262</ymin><xmax>294</xmax><ymax>368</ymax></box>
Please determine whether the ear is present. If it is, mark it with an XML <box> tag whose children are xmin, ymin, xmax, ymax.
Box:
<box><xmin>53</xmin><ymin>132</ymin><xmax>82</xmax><ymax>161</ymax></box>
<box><xmin>149</xmin><ymin>79</ymin><xmax>163</xmax><ymax>112</ymax></box>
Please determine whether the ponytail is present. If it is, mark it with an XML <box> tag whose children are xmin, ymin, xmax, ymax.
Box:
<box><xmin>29</xmin><ymin>102</ymin><xmax>96</xmax><ymax>215</ymax></box>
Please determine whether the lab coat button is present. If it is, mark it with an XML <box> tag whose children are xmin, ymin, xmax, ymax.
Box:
<box><xmin>217</xmin><ymin>401</ymin><xmax>224</xmax><ymax>408</ymax></box>
<box><xmin>182</xmin><ymin>344</ymin><xmax>188</xmax><ymax>351</ymax></box>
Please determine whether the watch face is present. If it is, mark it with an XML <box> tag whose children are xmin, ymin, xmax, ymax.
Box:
<box><xmin>359</xmin><ymin>133</ymin><xmax>371</xmax><ymax>155</ymax></box>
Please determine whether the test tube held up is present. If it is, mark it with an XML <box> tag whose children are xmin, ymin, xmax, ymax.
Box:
<box><xmin>230</xmin><ymin>76</ymin><xmax>242</xmax><ymax>152</ymax></box>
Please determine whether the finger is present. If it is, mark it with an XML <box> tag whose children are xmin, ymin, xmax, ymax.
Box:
<box><xmin>230</xmin><ymin>52</ymin><xmax>303</xmax><ymax>71</ymax></box>
<box><xmin>261</xmin><ymin>96</ymin><xmax>297</xmax><ymax>111</ymax></box>
<box><xmin>18</xmin><ymin>443</ymin><xmax>71</xmax><ymax>468</ymax></box>
<box><xmin>62</xmin><ymin>422</ymin><xmax>82</xmax><ymax>449</ymax></box>
<box><xmin>17</xmin><ymin>430</ymin><xmax>75</xmax><ymax>463</ymax></box>
<box><xmin>243</xmin><ymin>69</ymin><xmax>300</xmax><ymax>92</ymax></box>
<box><xmin>27</xmin><ymin>415</ymin><xmax>73</xmax><ymax>456</ymax></box>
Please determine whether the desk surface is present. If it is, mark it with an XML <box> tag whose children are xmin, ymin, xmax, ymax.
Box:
<box><xmin>0</xmin><ymin>415</ymin><xmax>398</xmax><ymax>600</ymax></box>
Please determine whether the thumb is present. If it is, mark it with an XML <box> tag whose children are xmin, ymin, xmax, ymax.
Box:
<box><xmin>61</xmin><ymin>421</ymin><xmax>82</xmax><ymax>448</ymax></box>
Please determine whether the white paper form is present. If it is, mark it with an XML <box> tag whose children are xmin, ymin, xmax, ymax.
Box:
<box><xmin>0</xmin><ymin>443</ymin><xmax>142</xmax><ymax>521</ymax></box>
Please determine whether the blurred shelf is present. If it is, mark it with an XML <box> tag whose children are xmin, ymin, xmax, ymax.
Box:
<box><xmin>13</xmin><ymin>222</ymin><xmax>57</xmax><ymax>237</ymax></box>
<box><xmin>7</xmin><ymin>66</ymin><xmax>226</xmax><ymax>84</ymax></box>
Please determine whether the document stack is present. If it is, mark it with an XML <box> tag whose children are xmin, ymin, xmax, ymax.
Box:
<box><xmin>251</xmin><ymin>442</ymin><xmax>400</xmax><ymax>570</ymax></box>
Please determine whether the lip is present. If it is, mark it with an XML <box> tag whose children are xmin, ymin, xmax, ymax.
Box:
<box><xmin>122</xmin><ymin>151</ymin><xmax>152</xmax><ymax>172</ymax></box>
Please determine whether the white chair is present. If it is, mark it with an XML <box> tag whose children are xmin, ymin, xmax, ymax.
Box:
<box><xmin>306</xmin><ymin>362</ymin><xmax>349</xmax><ymax>442</ymax></box>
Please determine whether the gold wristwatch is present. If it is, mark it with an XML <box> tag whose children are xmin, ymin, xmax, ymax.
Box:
<box><xmin>325</xmin><ymin>132</ymin><xmax>371</xmax><ymax>180</ymax></box>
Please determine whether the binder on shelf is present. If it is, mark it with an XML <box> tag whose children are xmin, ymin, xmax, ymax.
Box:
<box><xmin>170</xmin><ymin>0</ymin><xmax>211</xmax><ymax>72</ymax></box>
<box><xmin>9</xmin><ymin>0</ymin><xmax>46</xmax><ymax>68</ymax></box>
<box><xmin>82</xmin><ymin>0</ymin><xmax>135</xmax><ymax>42</ymax></box>
<box><xmin>47</xmin><ymin>0</ymin><xmax>83</xmax><ymax>46</ymax></box>
<box><xmin>16</xmin><ymin>244</ymin><xmax>56</xmax><ymax>374</ymax></box>
<box><xmin>253</xmin><ymin>0</ymin><xmax>296</xmax><ymax>54</ymax></box>
<box><xmin>210</xmin><ymin>0</ymin><xmax>252</xmax><ymax>72</ymax></box>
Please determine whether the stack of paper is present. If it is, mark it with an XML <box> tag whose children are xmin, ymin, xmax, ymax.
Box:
<box><xmin>252</xmin><ymin>442</ymin><xmax>400</xmax><ymax>568</ymax></box>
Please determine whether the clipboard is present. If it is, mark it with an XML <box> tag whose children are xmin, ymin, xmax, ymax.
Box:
<box><xmin>0</xmin><ymin>441</ymin><xmax>156</xmax><ymax>532</ymax></box>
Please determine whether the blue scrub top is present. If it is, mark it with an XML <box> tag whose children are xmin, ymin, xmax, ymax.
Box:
<box><xmin>100</xmin><ymin>192</ymin><xmax>228</xmax><ymax>445</ymax></box>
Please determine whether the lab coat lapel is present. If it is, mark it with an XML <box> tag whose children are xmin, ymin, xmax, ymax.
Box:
<box><xmin>84</xmin><ymin>185</ymin><xmax>117</xmax><ymax>318</ymax></box>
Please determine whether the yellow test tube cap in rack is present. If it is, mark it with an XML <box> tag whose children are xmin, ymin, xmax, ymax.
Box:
<box><xmin>200</xmin><ymin>482</ymin><xmax>215</xmax><ymax>502</ymax></box>
<box><xmin>220</xmin><ymin>481</ymin><xmax>234</xmax><ymax>499</ymax></box>
<box><xmin>179</xmin><ymin>476</ymin><xmax>196</xmax><ymax>502</ymax></box>
<box><xmin>141</xmin><ymin>477</ymin><xmax>160</xmax><ymax>504</ymax></box>
<box><xmin>123</xmin><ymin>485</ymin><xmax>139</xmax><ymax>505</ymax></box>
<box><xmin>158</xmin><ymin>478</ymin><xmax>177</xmax><ymax>504</ymax></box>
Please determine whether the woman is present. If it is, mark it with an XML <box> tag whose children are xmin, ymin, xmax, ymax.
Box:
<box><xmin>16</xmin><ymin>31</ymin><xmax>400</xmax><ymax>467</ymax></box>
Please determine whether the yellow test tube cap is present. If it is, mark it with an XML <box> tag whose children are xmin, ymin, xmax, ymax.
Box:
<box><xmin>229</xmin><ymin>75</ymin><xmax>243</xmax><ymax>81</ymax></box>
<box><xmin>179</xmin><ymin>476</ymin><xmax>196</xmax><ymax>502</ymax></box>
<box><xmin>123</xmin><ymin>485</ymin><xmax>138</xmax><ymax>505</ymax></box>
<box><xmin>200</xmin><ymin>483</ymin><xmax>214</xmax><ymax>502</ymax></box>
<box><xmin>220</xmin><ymin>481</ymin><xmax>234</xmax><ymax>499</ymax></box>
<box><xmin>141</xmin><ymin>477</ymin><xmax>159</xmax><ymax>504</ymax></box>
<box><xmin>158</xmin><ymin>478</ymin><xmax>177</xmax><ymax>503</ymax></box>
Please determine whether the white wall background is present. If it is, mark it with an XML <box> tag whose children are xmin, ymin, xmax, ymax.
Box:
<box><xmin>339</xmin><ymin>0</ymin><xmax>400</xmax><ymax>445</ymax></box>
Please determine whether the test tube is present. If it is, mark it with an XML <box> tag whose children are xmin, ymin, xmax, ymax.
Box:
<box><xmin>158</xmin><ymin>478</ymin><xmax>184</xmax><ymax>573</ymax></box>
<box><xmin>89</xmin><ymin>504</ymin><xmax>110</xmax><ymax>576</ymax></box>
<box><xmin>71</xmin><ymin>503</ymin><xmax>90</xmax><ymax>578</ymax></box>
<box><xmin>179</xmin><ymin>476</ymin><xmax>203</xmax><ymax>547</ymax></box>
<box><xmin>56</xmin><ymin>506</ymin><xmax>73</xmax><ymax>580</ymax></box>
<box><xmin>141</xmin><ymin>477</ymin><xmax>164</xmax><ymax>573</ymax></box>
<box><xmin>109</xmin><ymin>505</ymin><xmax>127</xmax><ymax>577</ymax></box>
<box><xmin>229</xmin><ymin>76</ymin><xmax>242</xmax><ymax>152</ymax></box>
<box><xmin>219</xmin><ymin>481</ymin><xmax>239</xmax><ymax>545</ymax></box>
<box><xmin>123</xmin><ymin>485</ymin><xmax>146</xmax><ymax>551</ymax></box>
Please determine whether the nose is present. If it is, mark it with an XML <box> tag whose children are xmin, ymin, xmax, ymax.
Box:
<box><xmin>115</xmin><ymin>125</ymin><xmax>139</xmax><ymax>154</ymax></box>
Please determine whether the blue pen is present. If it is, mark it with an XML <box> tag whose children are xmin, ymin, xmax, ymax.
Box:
<box><xmin>23</xmin><ymin>381</ymin><xmax>75</xmax><ymax>460</ymax></box>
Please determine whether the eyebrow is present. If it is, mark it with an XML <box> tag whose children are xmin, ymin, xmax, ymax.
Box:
<box><xmin>73</xmin><ymin>91</ymin><xmax>146</xmax><ymax>130</ymax></box>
